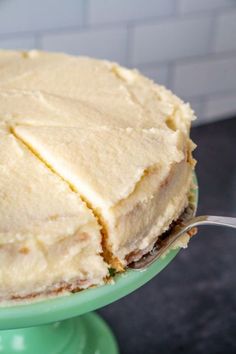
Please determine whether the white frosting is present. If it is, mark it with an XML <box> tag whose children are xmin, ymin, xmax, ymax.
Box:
<box><xmin>0</xmin><ymin>51</ymin><xmax>196</xmax><ymax>298</ymax></box>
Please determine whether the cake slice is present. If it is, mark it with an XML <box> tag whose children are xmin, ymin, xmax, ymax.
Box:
<box><xmin>0</xmin><ymin>127</ymin><xmax>107</xmax><ymax>300</ymax></box>
<box><xmin>14</xmin><ymin>125</ymin><xmax>193</xmax><ymax>270</ymax></box>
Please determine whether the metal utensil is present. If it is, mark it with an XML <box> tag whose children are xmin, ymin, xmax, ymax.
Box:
<box><xmin>129</xmin><ymin>202</ymin><xmax>236</xmax><ymax>270</ymax></box>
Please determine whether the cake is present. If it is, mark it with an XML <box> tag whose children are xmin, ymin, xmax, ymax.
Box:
<box><xmin>0</xmin><ymin>50</ymin><xmax>196</xmax><ymax>300</ymax></box>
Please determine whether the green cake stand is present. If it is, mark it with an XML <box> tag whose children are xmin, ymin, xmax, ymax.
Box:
<box><xmin>0</xmin><ymin>249</ymin><xmax>179</xmax><ymax>354</ymax></box>
<box><xmin>0</xmin><ymin>179</ymin><xmax>198</xmax><ymax>354</ymax></box>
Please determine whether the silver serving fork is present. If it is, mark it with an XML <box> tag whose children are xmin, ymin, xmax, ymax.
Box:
<box><xmin>129</xmin><ymin>202</ymin><xmax>236</xmax><ymax>270</ymax></box>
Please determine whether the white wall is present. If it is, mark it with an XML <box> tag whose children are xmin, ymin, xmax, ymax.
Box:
<box><xmin>0</xmin><ymin>0</ymin><xmax>236</xmax><ymax>125</ymax></box>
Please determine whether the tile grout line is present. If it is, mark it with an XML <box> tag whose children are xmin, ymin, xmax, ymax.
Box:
<box><xmin>81</xmin><ymin>0</ymin><xmax>89</xmax><ymax>28</ymax></box>
<box><xmin>125</xmin><ymin>23</ymin><xmax>134</xmax><ymax>67</ymax></box>
<box><xmin>207</xmin><ymin>10</ymin><xmax>219</xmax><ymax>53</ymax></box>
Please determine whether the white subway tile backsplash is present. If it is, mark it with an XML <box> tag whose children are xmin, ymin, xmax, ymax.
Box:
<box><xmin>42</xmin><ymin>28</ymin><xmax>127</xmax><ymax>64</ymax></box>
<box><xmin>132</xmin><ymin>16</ymin><xmax>212</xmax><ymax>65</ymax></box>
<box><xmin>0</xmin><ymin>0</ymin><xmax>234</xmax><ymax>124</ymax></box>
<box><xmin>214</xmin><ymin>10</ymin><xmax>236</xmax><ymax>53</ymax></box>
<box><xmin>0</xmin><ymin>36</ymin><xmax>36</xmax><ymax>50</ymax></box>
<box><xmin>0</xmin><ymin>0</ymin><xmax>83</xmax><ymax>34</ymax></box>
<box><xmin>137</xmin><ymin>64</ymin><xmax>169</xmax><ymax>86</ymax></box>
<box><xmin>88</xmin><ymin>0</ymin><xmax>174</xmax><ymax>25</ymax></box>
<box><xmin>179</xmin><ymin>0</ymin><xmax>235</xmax><ymax>14</ymax></box>
<box><xmin>173</xmin><ymin>56</ymin><xmax>236</xmax><ymax>98</ymax></box>
<box><xmin>205</xmin><ymin>92</ymin><xmax>236</xmax><ymax>119</ymax></box>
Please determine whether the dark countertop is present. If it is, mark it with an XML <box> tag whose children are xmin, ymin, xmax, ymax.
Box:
<box><xmin>98</xmin><ymin>117</ymin><xmax>236</xmax><ymax>354</ymax></box>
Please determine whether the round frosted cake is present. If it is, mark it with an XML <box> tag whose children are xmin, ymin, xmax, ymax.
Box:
<box><xmin>0</xmin><ymin>50</ymin><xmax>196</xmax><ymax>301</ymax></box>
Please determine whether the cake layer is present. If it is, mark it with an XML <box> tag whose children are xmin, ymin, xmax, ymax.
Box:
<box><xmin>0</xmin><ymin>127</ymin><xmax>107</xmax><ymax>300</ymax></box>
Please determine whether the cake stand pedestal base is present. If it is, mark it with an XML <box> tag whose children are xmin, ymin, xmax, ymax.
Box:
<box><xmin>0</xmin><ymin>312</ymin><xmax>119</xmax><ymax>354</ymax></box>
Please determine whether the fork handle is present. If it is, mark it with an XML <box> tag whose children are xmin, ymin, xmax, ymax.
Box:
<box><xmin>184</xmin><ymin>215</ymin><xmax>236</xmax><ymax>230</ymax></box>
<box><xmin>129</xmin><ymin>215</ymin><xmax>236</xmax><ymax>269</ymax></box>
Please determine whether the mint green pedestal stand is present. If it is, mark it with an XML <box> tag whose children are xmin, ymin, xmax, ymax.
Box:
<box><xmin>0</xmin><ymin>249</ymin><xmax>179</xmax><ymax>354</ymax></box>
<box><xmin>0</xmin><ymin>312</ymin><xmax>118</xmax><ymax>353</ymax></box>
